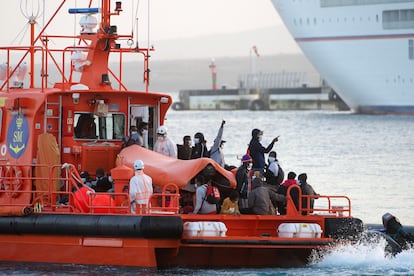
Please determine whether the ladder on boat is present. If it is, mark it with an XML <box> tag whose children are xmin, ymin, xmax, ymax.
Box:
<box><xmin>44</xmin><ymin>97</ymin><xmax>62</xmax><ymax>148</ymax></box>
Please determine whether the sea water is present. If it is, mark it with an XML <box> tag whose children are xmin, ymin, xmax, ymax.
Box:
<box><xmin>1</xmin><ymin>109</ymin><xmax>414</xmax><ymax>275</ymax></box>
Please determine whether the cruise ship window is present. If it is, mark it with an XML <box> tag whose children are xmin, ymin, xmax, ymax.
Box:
<box><xmin>409</xmin><ymin>40</ymin><xmax>414</xmax><ymax>60</ymax></box>
<box><xmin>383</xmin><ymin>9</ymin><xmax>414</xmax><ymax>29</ymax></box>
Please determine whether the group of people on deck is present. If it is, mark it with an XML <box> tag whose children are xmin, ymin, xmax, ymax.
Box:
<box><xmin>122</xmin><ymin>119</ymin><xmax>319</xmax><ymax>216</ymax></box>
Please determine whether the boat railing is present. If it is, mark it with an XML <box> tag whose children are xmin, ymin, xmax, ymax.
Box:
<box><xmin>0</xmin><ymin>162</ymin><xmax>180</xmax><ymax>215</ymax></box>
<box><xmin>0</xmin><ymin>46</ymin><xmax>46</xmax><ymax>91</ymax></box>
<box><xmin>286</xmin><ymin>185</ymin><xmax>351</xmax><ymax>217</ymax></box>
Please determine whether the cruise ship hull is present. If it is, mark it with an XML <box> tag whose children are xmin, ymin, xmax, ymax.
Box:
<box><xmin>271</xmin><ymin>0</ymin><xmax>414</xmax><ymax>114</ymax></box>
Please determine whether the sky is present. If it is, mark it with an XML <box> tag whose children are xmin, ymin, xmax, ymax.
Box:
<box><xmin>2</xmin><ymin>0</ymin><xmax>301</xmax><ymax>59</ymax></box>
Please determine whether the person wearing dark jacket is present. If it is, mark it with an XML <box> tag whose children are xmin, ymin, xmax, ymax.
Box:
<box><xmin>177</xmin><ymin>135</ymin><xmax>192</xmax><ymax>160</ymax></box>
<box><xmin>191</xmin><ymin>132</ymin><xmax>209</xmax><ymax>159</ymax></box>
<box><xmin>248</xmin><ymin>128</ymin><xmax>279</xmax><ymax>175</ymax></box>
<box><xmin>235</xmin><ymin>154</ymin><xmax>252</xmax><ymax>212</ymax></box>
<box><xmin>276</xmin><ymin>171</ymin><xmax>299</xmax><ymax>215</ymax></box>
<box><xmin>248</xmin><ymin>177</ymin><xmax>285</xmax><ymax>215</ymax></box>
<box><xmin>298</xmin><ymin>173</ymin><xmax>319</xmax><ymax>215</ymax></box>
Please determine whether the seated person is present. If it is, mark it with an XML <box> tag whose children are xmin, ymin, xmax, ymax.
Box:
<box><xmin>277</xmin><ymin>171</ymin><xmax>299</xmax><ymax>215</ymax></box>
<box><xmin>94</xmin><ymin>168</ymin><xmax>113</xmax><ymax>192</ymax></box>
<box><xmin>220</xmin><ymin>190</ymin><xmax>240</xmax><ymax>215</ymax></box>
<box><xmin>248</xmin><ymin>177</ymin><xmax>285</xmax><ymax>215</ymax></box>
<box><xmin>180</xmin><ymin>183</ymin><xmax>196</xmax><ymax>214</ymax></box>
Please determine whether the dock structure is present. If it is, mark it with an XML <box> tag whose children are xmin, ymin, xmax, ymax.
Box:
<box><xmin>173</xmin><ymin>72</ymin><xmax>349</xmax><ymax>111</ymax></box>
<box><xmin>172</xmin><ymin>87</ymin><xmax>349</xmax><ymax>111</ymax></box>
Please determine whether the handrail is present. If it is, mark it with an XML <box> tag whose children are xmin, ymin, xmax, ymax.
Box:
<box><xmin>285</xmin><ymin>185</ymin><xmax>351</xmax><ymax>217</ymax></box>
<box><xmin>0</xmin><ymin>162</ymin><xmax>180</xmax><ymax>215</ymax></box>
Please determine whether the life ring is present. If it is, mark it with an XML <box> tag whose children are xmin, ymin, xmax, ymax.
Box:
<box><xmin>2</xmin><ymin>166</ymin><xmax>24</xmax><ymax>198</ymax></box>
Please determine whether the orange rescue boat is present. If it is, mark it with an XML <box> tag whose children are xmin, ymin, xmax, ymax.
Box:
<box><xmin>0</xmin><ymin>0</ymin><xmax>364</xmax><ymax>268</ymax></box>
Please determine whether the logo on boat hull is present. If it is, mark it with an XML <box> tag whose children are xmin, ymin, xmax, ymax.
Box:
<box><xmin>7</xmin><ymin>114</ymin><xmax>29</xmax><ymax>158</ymax></box>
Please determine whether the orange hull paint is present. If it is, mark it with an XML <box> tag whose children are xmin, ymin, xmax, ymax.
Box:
<box><xmin>0</xmin><ymin>0</ymin><xmax>364</xmax><ymax>269</ymax></box>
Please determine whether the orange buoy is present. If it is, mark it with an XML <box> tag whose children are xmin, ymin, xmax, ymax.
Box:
<box><xmin>73</xmin><ymin>187</ymin><xmax>93</xmax><ymax>213</ymax></box>
<box><xmin>91</xmin><ymin>194</ymin><xmax>115</xmax><ymax>214</ymax></box>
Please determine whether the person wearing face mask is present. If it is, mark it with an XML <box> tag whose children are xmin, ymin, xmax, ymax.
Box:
<box><xmin>264</xmin><ymin>151</ymin><xmax>284</xmax><ymax>187</ymax></box>
<box><xmin>177</xmin><ymin>135</ymin><xmax>193</xmax><ymax>160</ymax></box>
<box><xmin>153</xmin><ymin>125</ymin><xmax>177</xmax><ymax>158</ymax></box>
<box><xmin>191</xmin><ymin>132</ymin><xmax>209</xmax><ymax>159</ymax></box>
<box><xmin>209</xmin><ymin>120</ymin><xmax>226</xmax><ymax>167</ymax></box>
<box><xmin>136</xmin><ymin>121</ymin><xmax>148</xmax><ymax>148</ymax></box>
<box><xmin>248</xmin><ymin>128</ymin><xmax>279</xmax><ymax>175</ymax></box>
<box><xmin>122</xmin><ymin>125</ymin><xmax>140</xmax><ymax>148</ymax></box>
<box><xmin>235</xmin><ymin>154</ymin><xmax>253</xmax><ymax>212</ymax></box>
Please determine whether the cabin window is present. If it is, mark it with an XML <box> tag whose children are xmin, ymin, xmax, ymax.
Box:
<box><xmin>409</xmin><ymin>40</ymin><xmax>414</xmax><ymax>60</ymax></box>
<box><xmin>74</xmin><ymin>112</ymin><xmax>125</xmax><ymax>140</ymax></box>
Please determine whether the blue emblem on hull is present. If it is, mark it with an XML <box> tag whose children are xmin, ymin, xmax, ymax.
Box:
<box><xmin>7</xmin><ymin>115</ymin><xmax>29</xmax><ymax>158</ymax></box>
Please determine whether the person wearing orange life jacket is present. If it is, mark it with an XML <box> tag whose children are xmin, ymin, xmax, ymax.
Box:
<box><xmin>153</xmin><ymin>125</ymin><xmax>177</xmax><ymax>158</ymax></box>
<box><xmin>129</xmin><ymin>160</ymin><xmax>153</xmax><ymax>214</ymax></box>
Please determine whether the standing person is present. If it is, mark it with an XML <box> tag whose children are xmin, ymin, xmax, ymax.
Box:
<box><xmin>136</xmin><ymin>121</ymin><xmax>148</xmax><ymax>147</ymax></box>
<box><xmin>277</xmin><ymin>171</ymin><xmax>299</xmax><ymax>215</ymax></box>
<box><xmin>248</xmin><ymin>128</ymin><xmax>279</xmax><ymax>175</ymax></box>
<box><xmin>129</xmin><ymin>160</ymin><xmax>153</xmax><ymax>214</ymax></box>
<box><xmin>298</xmin><ymin>173</ymin><xmax>319</xmax><ymax>215</ymax></box>
<box><xmin>191</xmin><ymin>132</ymin><xmax>209</xmax><ymax>159</ymax></box>
<box><xmin>153</xmin><ymin>125</ymin><xmax>177</xmax><ymax>158</ymax></box>
<box><xmin>209</xmin><ymin>120</ymin><xmax>226</xmax><ymax>167</ymax></box>
<box><xmin>177</xmin><ymin>135</ymin><xmax>193</xmax><ymax>160</ymax></box>
<box><xmin>235</xmin><ymin>154</ymin><xmax>253</xmax><ymax>212</ymax></box>
<box><xmin>264</xmin><ymin>151</ymin><xmax>284</xmax><ymax>187</ymax></box>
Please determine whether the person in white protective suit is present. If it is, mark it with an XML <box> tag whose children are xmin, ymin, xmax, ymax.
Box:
<box><xmin>129</xmin><ymin>160</ymin><xmax>153</xmax><ymax>214</ymax></box>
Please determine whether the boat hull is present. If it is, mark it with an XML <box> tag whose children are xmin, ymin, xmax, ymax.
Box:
<box><xmin>271</xmin><ymin>0</ymin><xmax>414</xmax><ymax>114</ymax></box>
<box><xmin>0</xmin><ymin>213</ymin><xmax>364</xmax><ymax>268</ymax></box>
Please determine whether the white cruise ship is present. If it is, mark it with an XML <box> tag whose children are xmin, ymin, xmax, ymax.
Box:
<box><xmin>271</xmin><ymin>0</ymin><xmax>414</xmax><ymax>114</ymax></box>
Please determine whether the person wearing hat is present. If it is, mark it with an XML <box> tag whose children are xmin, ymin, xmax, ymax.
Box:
<box><xmin>209</xmin><ymin>120</ymin><xmax>226</xmax><ymax>167</ymax></box>
<box><xmin>129</xmin><ymin>160</ymin><xmax>153</xmax><ymax>214</ymax></box>
<box><xmin>248</xmin><ymin>128</ymin><xmax>279</xmax><ymax>175</ymax></box>
<box><xmin>191</xmin><ymin>132</ymin><xmax>209</xmax><ymax>159</ymax></box>
<box><xmin>153</xmin><ymin>125</ymin><xmax>177</xmax><ymax>158</ymax></box>
<box><xmin>235</xmin><ymin>154</ymin><xmax>253</xmax><ymax>212</ymax></box>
